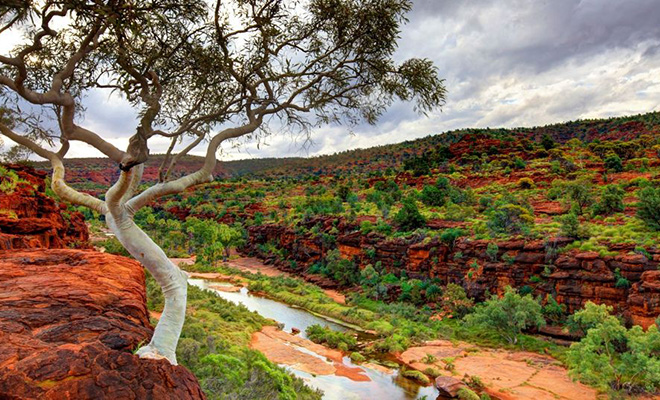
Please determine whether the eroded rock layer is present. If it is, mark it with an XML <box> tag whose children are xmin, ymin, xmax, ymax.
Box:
<box><xmin>245</xmin><ymin>219</ymin><xmax>660</xmax><ymax>328</ymax></box>
<box><xmin>0</xmin><ymin>164</ymin><xmax>89</xmax><ymax>250</ymax></box>
<box><xmin>0</xmin><ymin>249</ymin><xmax>205</xmax><ymax>400</ymax></box>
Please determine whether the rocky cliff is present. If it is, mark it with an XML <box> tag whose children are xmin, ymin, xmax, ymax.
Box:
<box><xmin>245</xmin><ymin>219</ymin><xmax>660</xmax><ymax>328</ymax></box>
<box><xmin>0</xmin><ymin>164</ymin><xmax>89</xmax><ymax>250</ymax></box>
<box><xmin>0</xmin><ymin>249</ymin><xmax>206</xmax><ymax>400</ymax></box>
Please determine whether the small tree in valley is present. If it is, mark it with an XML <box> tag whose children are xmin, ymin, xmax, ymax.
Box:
<box><xmin>464</xmin><ymin>286</ymin><xmax>545</xmax><ymax>345</ymax></box>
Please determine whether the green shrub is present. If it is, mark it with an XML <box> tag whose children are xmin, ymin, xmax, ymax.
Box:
<box><xmin>324</xmin><ymin>249</ymin><xmax>360</xmax><ymax>286</ymax></box>
<box><xmin>517</xmin><ymin>177</ymin><xmax>534</xmax><ymax>189</ymax></box>
<box><xmin>419</xmin><ymin>184</ymin><xmax>446</xmax><ymax>207</ymax></box>
<box><xmin>456</xmin><ymin>387</ymin><xmax>480</xmax><ymax>400</ymax></box>
<box><xmin>486</xmin><ymin>243</ymin><xmax>499</xmax><ymax>262</ymax></box>
<box><xmin>467</xmin><ymin>375</ymin><xmax>485</xmax><ymax>390</ymax></box>
<box><xmin>604</xmin><ymin>153</ymin><xmax>623</xmax><ymax>172</ymax></box>
<box><xmin>441</xmin><ymin>283</ymin><xmax>474</xmax><ymax>318</ymax></box>
<box><xmin>421</xmin><ymin>353</ymin><xmax>437</xmax><ymax>364</ymax></box>
<box><xmin>567</xmin><ymin>301</ymin><xmax>660</xmax><ymax>395</ymax></box>
<box><xmin>592</xmin><ymin>185</ymin><xmax>624</xmax><ymax>216</ymax></box>
<box><xmin>565</xmin><ymin>180</ymin><xmax>594</xmax><ymax>215</ymax></box>
<box><xmin>464</xmin><ymin>287</ymin><xmax>545</xmax><ymax>345</ymax></box>
<box><xmin>559</xmin><ymin>213</ymin><xmax>580</xmax><ymax>238</ymax></box>
<box><xmin>513</xmin><ymin>157</ymin><xmax>526</xmax><ymax>169</ymax></box>
<box><xmin>567</xmin><ymin>302</ymin><xmax>613</xmax><ymax>334</ymax></box>
<box><xmin>541</xmin><ymin>134</ymin><xmax>556</xmax><ymax>150</ymax></box>
<box><xmin>305</xmin><ymin>324</ymin><xmax>357</xmax><ymax>351</ymax></box>
<box><xmin>349</xmin><ymin>352</ymin><xmax>365</xmax><ymax>363</ymax></box>
<box><xmin>542</xmin><ymin>294</ymin><xmax>566</xmax><ymax>325</ymax></box>
<box><xmin>394</xmin><ymin>197</ymin><xmax>427</xmax><ymax>231</ymax></box>
<box><xmin>614</xmin><ymin>268</ymin><xmax>630</xmax><ymax>288</ymax></box>
<box><xmin>486</xmin><ymin>199</ymin><xmax>534</xmax><ymax>236</ymax></box>
<box><xmin>401</xmin><ymin>369</ymin><xmax>431</xmax><ymax>384</ymax></box>
<box><xmin>637</xmin><ymin>186</ymin><xmax>660</xmax><ymax>230</ymax></box>
<box><xmin>440</xmin><ymin>228</ymin><xmax>465</xmax><ymax>249</ymax></box>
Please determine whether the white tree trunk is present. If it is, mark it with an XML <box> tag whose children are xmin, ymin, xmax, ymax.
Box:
<box><xmin>106</xmin><ymin>213</ymin><xmax>187</xmax><ymax>365</ymax></box>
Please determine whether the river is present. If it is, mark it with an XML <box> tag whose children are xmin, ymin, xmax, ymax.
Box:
<box><xmin>187</xmin><ymin>278</ymin><xmax>438</xmax><ymax>400</ymax></box>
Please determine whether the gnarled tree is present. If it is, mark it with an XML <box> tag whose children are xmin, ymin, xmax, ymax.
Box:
<box><xmin>0</xmin><ymin>0</ymin><xmax>445</xmax><ymax>365</ymax></box>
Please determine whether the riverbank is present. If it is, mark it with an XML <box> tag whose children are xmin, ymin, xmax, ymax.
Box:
<box><xmin>186</xmin><ymin>274</ymin><xmax>437</xmax><ymax>399</ymax></box>
<box><xmin>182</xmin><ymin>257</ymin><xmax>600</xmax><ymax>400</ymax></box>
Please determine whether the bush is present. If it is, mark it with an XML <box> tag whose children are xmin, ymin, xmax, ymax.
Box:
<box><xmin>440</xmin><ymin>228</ymin><xmax>465</xmax><ymax>249</ymax></box>
<box><xmin>324</xmin><ymin>249</ymin><xmax>360</xmax><ymax>286</ymax></box>
<box><xmin>394</xmin><ymin>197</ymin><xmax>427</xmax><ymax>231</ymax></box>
<box><xmin>567</xmin><ymin>301</ymin><xmax>660</xmax><ymax>395</ymax></box>
<box><xmin>436</xmin><ymin>176</ymin><xmax>450</xmax><ymax>190</ymax></box>
<box><xmin>421</xmin><ymin>353</ymin><xmax>437</xmax><ymax>364</ymax></box>
<box><xmin>305</xmin><ymin>324</ymin><xmax>357</xmax><ymax>351</ymax></box>
<box><xmin>517</xmin><ymin>178</ymin><xmax>535</xmax><ymax>189</ymax></box>
<box><xmin>486</xmin><ymin>199</ymin><xmax>534</xmax><ymax>236</ymax></box>
<box><xmin>456</xmin><ymin>387</ymin><xmax>480</xmax><ymax>400</ymax></box>
<box><xmin>541</xmin><ymin>134</ymin><xmax>556</xmax><ymax>150</ymax></box>
<box><xmin>486</xmin><ymin>243</ymin><xmax>499</xmax><ymax>262</ymax></box>
<box><xmin>565</xmin><ymin>180</ymin><xmax>594</xmax><ymax>215</ymax></box>
<box><xmin>513</xmin><ymin>157</ymin><xmax>526</xmax><ymax>169</ymax></box>
<box><xmin>604</xmin><ymin>153</ymin><xmax>623</xmax><ymax>172</ymax></box>
<box><xmin>637</xmin><ymin>186</ymin><xmax>660</xmax><ymax>230</ymax></box>
<box><xmin>467</xmin><ymin>375</ymin><xmax>485</xmax><ymax>390</ymax></box>
<box><xmin>567</xmin><ymin>302</ymin><xmax>613</xmax><ymax>334</ymax></box>
<box><xmin>336</xmin><ymin>184</ymin><xmax>351</xmax><ymax>201</ymax></box>
<box><xmin>559</xmin><ymin>213</ymin><xmax>580</xmax><ymax>238</ymax></box>
<box><xmin>419</xmin><ymin>184</ymin><xmax>446</xmax><ymax>207</ymax></box>
<box><xmin>464</xmin><ymin>287</ymin><xmax>545</xmax><ymax>345</ymax></box>
<box><xmin>349</xmin><ymin>352</ymin><xmax>365</xmax><ymax>363</ymax></box>
<box><xmin>614</xmin><ymin>268</ymin><xmax>630</xmax><ymax>288</ymax></box>
<box><xmin>592</xmin><ymin>185</ymin><xmax>624</xmax><ymax>216</ymax></box>
<box><xmin>401</xmin><ymin>369</ymin><xmax>431</xmax><ymax>384</ymax></box>
<box><xmin>441</xmin><ymin>283</ymin><xmax>474</xmax><ymax>318</ymax></box>
<box><xmin>403</xmin><ymin>156</ymin><xmax>431</xmax><ymax>177</ymax></box>
<box><xmin>542</xmin><ymin>294</ymin><xmax>566</xmax><ymax>325</ymax></box>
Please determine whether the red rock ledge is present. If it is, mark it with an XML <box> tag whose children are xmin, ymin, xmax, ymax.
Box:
<box><xmin>0</xmin><ymin>249</ymin><xmax>205</xmax><ymax>400</ymax></box>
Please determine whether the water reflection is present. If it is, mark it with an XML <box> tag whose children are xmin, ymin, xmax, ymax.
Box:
<box><xmin>188</xmin><ymin>278</ymin><xmax>438</xmax><ymax>400</ymax></box>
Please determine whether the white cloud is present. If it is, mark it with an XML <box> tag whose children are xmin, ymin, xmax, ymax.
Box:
<box><xmin>4</xmin><ymin>0</ymin><xmax>660</xmax><ymax>162</ymax></box>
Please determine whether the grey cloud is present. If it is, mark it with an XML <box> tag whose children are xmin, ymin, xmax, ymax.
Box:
<box><xmin>63</xmin><ymin>0</ymin><xmax>660</xmax><ymax>161</ymax></box>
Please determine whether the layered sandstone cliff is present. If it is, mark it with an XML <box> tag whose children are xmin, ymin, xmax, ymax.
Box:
<box><xmin>0</xmin><ymin>164</ymin><xmax>88</xmax><ymax>250</ymax></box>
<box><xmin>245</xmin><ymin>219</ymin><xmax>660</xmax><ymax>328</ymax></box>
<box><xmin>0</xmin><ymin>249</ymin><xmax>205</xmax><ymax>400</ymax></box>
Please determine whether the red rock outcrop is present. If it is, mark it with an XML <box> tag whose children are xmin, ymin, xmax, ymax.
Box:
<box><xmin>244</xmin><ymin>221</ymin><xmax>660</xmax><ymax>328</ymax></box>
<box><xmin>0</xmin><ymin>164</ymin><xmax>89</xmax><ymax>250</ymax></box>
<box><xmin>0</xmin><ymin>249</ymin><xmax>205</xmax><ymax>399</ymax></box>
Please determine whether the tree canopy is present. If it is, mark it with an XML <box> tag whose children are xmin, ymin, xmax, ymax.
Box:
<box><xmin>0</xmin><ymin>0</ymin><xmax>445</xmax><ymax>365</ymax></box>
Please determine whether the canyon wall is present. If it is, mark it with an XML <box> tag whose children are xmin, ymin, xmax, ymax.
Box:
<box><xmin>0</xmin><ymin>249</ymin><xmax>206</xmax><ymax>399</ymax></box>
<box><xmin>0</xmin><ymin>164</ymin><xmax>89</xmax><ymax>250</ymax></box>
<box><xmin>244</xmin><ymin>219</ymin><xmax>660</xmax><ymax>328</ymax></box>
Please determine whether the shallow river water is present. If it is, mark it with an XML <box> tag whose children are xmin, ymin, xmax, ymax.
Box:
<box><xmin>187</xmin><ymin>278</ymin><xmax>438</xmax><ymax>400</ymax></box>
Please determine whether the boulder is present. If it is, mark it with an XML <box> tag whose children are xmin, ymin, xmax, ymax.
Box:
<box><xmin>434</xmin><ymin>376</ymin><xmax>467</xmax><ymax>398</ymax></box>
<box><xmin>0</xmin><ymin>249</ymin><xmax>205</xmax><ymax>399</ymax></box>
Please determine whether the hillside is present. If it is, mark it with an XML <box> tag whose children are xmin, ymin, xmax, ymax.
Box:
<box><xmin>35</xmin><ymin>112</ymin><xmax>660</xmax><ymax>190</ymax></box>
<box><xmin>116</xmin><ymin>110</ymin><xmax>660</xmax><ymax>326</ymax></box>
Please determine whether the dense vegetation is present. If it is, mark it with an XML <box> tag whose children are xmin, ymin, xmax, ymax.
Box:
<box><xmin>146</xmin><ymin>275</ymin><xmax>322</xmax><ymax>400</ymax></box>
<box><xmin>567</xmin><ymin>303</ymin><xmax>660</xmax><ymax>396</ymax></box>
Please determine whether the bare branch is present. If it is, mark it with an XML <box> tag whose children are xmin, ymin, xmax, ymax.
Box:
<box><xmin>0</xmin><ymin>122</ymin><xmax>105</xmax><ymax>213</ymax></box>
<box><xmin>126</xmin><ymin>119</ymin><xmax>262</xmax><ymax>214</ymax></box>
<box><xmin>164</xmin><ymin>130</ymin><xmax>206</xmax><ymax>181</ymax></box>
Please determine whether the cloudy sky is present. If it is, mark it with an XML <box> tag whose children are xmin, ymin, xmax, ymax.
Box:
<box><xmin>4</xmin><ymin>0</ymin><xmax>660</xmax><ymax>161</ymax></box>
